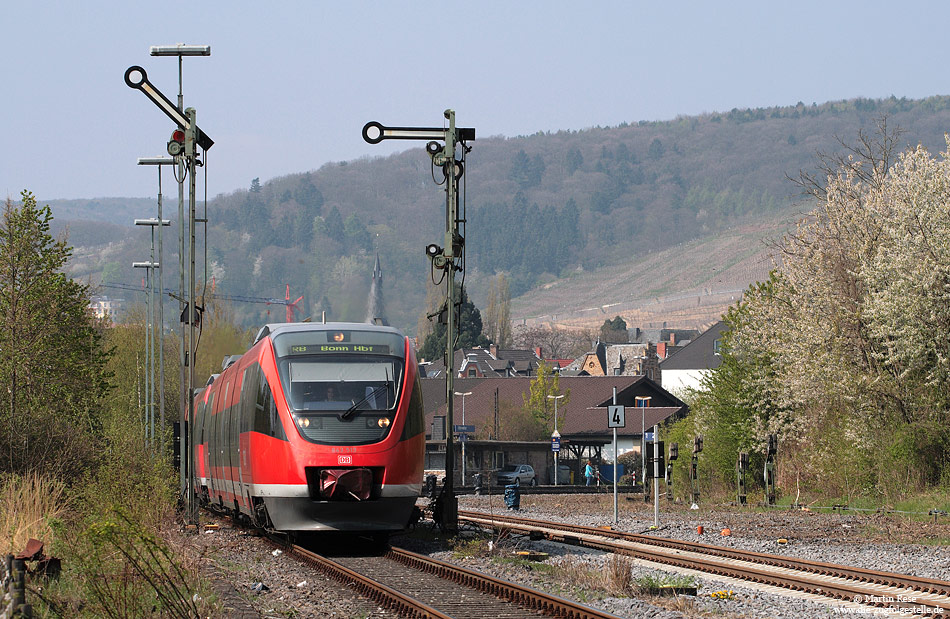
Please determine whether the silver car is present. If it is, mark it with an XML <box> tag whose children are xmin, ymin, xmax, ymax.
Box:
<box><xmin>495</xmin><ymin>464</ymin><xmax>536</xmax><ymax>486</ymax></box>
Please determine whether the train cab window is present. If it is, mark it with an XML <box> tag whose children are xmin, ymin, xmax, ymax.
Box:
<box><xmin>285</xmin><ymin>361</ymin><xmax>400</xmax><ymax>412</ymax></box>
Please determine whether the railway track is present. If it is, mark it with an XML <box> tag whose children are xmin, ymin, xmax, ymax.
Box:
<box><xmin>270</xmin><ymin>537</ymin><xmax>625</xmax><ymax>619</ymax></box>
<box><xmin>459</xmin><ymin>509</ymin><xmax>950</xmax><ymax>616</ymax></box>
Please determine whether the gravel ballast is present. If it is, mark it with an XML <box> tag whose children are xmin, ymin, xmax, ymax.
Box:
<box><xmin>184</xmin><ymin>493</ymin><xmax>950</xmax><ymax>618</ymax></box>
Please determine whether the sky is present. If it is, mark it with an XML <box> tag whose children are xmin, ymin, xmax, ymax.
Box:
<box><xmin>4</xmin><ymin>2</ymin><xmax>949</xmax><ymax>201</ymax></box>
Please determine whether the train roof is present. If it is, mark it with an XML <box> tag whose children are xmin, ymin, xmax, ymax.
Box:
<box><xmin>253</xmin><ymin>321</ymin><xmax>406</xmax><ymax>346</ymax></box>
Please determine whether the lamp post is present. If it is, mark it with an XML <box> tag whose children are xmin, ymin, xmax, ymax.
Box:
<box><xmin>133</xmin><ymin>261</ymin><xmax>159</xmax><ymax>445</ymax></box>
<box><xmin>138</xmin><ymin>157</ymin><xmax>174</xmax><ymax>439</ymax></box>
<box><xmin>547</xmin><ymin>394</ymin><xmax>565</xmax><ymax>485</ymax></box>
<box><xmin>454</xmin><ymin>391</ymin><xmax>472</xmax><ymax>483</ymax></box>
<box><xmin>135</xmin><ymin>214</ymin><xmax>171</xmax><ymax>443</ymax></box>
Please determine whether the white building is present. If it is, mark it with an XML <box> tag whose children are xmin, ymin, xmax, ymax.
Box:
<box><xmin>658</xmin><ymin>321</ymin><xmax>727</xmax><ymax>396</ymax></box>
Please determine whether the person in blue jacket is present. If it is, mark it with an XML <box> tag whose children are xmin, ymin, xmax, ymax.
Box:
<box><xmin>585</xmin><ymin>459</ymin><xmax>595</xmax><ymax>486</ymax></box>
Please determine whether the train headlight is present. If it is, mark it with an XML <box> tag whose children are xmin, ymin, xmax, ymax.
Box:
<box><xmin>301</xmin><ymin>417</ymin><xmax>310</xmax><ymax>428</ymax></box>
<box><xmin>377</xmin><ymin>417</ymin><xmax>391</xmax><ymax>428</ymax></box>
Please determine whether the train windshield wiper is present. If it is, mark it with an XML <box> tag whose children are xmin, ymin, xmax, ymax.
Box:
<box><xmin>340</xmin><ymin>384</ymin><xmax>390</xmax><ymax>420</ymax></box>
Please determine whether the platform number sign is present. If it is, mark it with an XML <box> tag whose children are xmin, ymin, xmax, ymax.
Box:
<box><xmin>608</xmin><ymin>405</ymin><xmax>626</xmax><ymax>428</ymax></box>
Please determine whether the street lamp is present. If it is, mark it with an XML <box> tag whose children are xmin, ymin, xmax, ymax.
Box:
<box><xmin>454</xmin><ymin>391</ymin><xmax>472</xmax><ymax>483</ymax></box>
<box><xmin>547</xmin><ymin>394</ymin><xmax>565</xmax><ymax>485</ymax></box>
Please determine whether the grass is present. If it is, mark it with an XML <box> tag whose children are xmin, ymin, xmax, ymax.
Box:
<box><xmin>0</xmin><ymin>453</ymin><xmax>222</xmax><ymax>617</ymax></box>
<box><xmin>549</xmin><ymin>555</ymin><xmax>635</xmax><ymax>597</ymax></box>
<box><xmin>635</xmin><ymin>571</ymin><xmax>697</xmax><ymax>591</ymax></box>
<box><xmin>0</xmin><ymin>472</ymin><xmax>68</xmax><ymax>556</ymax></box>
<box><xmin>495</xmin><ymin>555</ymin><xmax>557</xmax><ymax>574</ymax></box>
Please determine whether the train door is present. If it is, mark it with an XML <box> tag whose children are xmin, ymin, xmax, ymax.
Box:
<box><xmin>202</xmin><ymin>392</ymin><xmax>215</xmax><ymax>499</ymax></box>
<box><xmin>226</xmin><ymin>374</ymin><xmax>243</xmax><ymax>510</ymax></box>
<box><xmin>238</xmin><ymin>365</ymin><xmax>258</xmax><ymax>515</ymax></box>
<box><xmin>217</xmin><ymin>380</ymin><xmax>232</xmax><ymax>505</ymax></box>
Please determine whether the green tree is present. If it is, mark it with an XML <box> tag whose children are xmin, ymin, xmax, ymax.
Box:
<box><xmin>509</xmin><ymin>150</ymin><xmax>545</xmax><ymax>188</ymax></box>
<box><xmin>566</xmin><ymin>147</ymin><xmax>584</xmax><ymax>175</ymax></box>
<box><xmin>0</xmin><ymin>192</ymin><xmax>111</xmax><ymax>478</ymax></box>
<box><xmin>294</xmin><ymin>172</ymin><xmax>324</xmax><ymax>211</ymax></box>
<box><xmin>324</xmin><ymin>206</ymin><xmax>345</xmax><ymax>242</ymax></box>
<box><xmin>483</xmin><ymin>273</ymin><xmax>512</xmax><ymax>348</ymax></box>
<box><xmin>727</xmin><ymin>128</ymin><xmax>950</xmax><ymax>494</ymax></box>
<box><xmin>343</xmin><ymin>213</ymin><xmax>371</xmax><ymax>252</ymax></box>
<box><xmin>418</xmin><ymin>286</ymin><xmax>489</xmax><ymax>362</ymax></box>
<box><xmin>497</xmin><ymin>399</ymin><xmax>545</xmax><ymax>441</ymax></box>
<box><xmin>100</xmin><ymin>261</ymin><xmax>122</xmax><ymax>284</ymax></box>
<box><xmin>522</xmin><ymin>361</ymin><xmax>568</xmax><ymax>429</ymax></box>
<box><xmin>685</xmin><ymin>277</ymin><xmax>788</xmax><ymax>490</ymax></box>
<box><xmin>600</xmin><ymin>316</ymin><xmax>628</xmax><ymax>343</ymax></box>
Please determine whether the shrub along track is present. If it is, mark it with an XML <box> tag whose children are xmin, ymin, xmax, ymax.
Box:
<box><xmin>265</xmin><ymin>535</ymin><xmax>626</xmax><ymax>619</ymax></box>
<box><xmin>459</xmin><ymin>510</ymin><xmax>950</xmax><ymax>616</ymax></box>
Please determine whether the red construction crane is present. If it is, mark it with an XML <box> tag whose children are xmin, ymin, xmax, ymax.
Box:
<box><xmin>284</xmin><ymin>285</ymin><xmax>304</xmax><ymax>322</ymax></box>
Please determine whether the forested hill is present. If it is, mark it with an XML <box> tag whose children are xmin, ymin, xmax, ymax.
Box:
<box><xmin>61</xmin><ymin>96</ymin><xmax>950</xmax><ymax>334</ymax></box>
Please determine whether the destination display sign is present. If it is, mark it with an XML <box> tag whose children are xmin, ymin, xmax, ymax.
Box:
<box><xmin>288</xmin><ymin>344</ymin><xmax>390</xmax><ymax>355</ymax></box>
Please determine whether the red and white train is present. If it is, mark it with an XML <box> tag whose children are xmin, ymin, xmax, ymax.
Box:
<box><xmin>192</xmin><ymin>322</ymin><xmax>425</xmax><ymax>533</ymax></box>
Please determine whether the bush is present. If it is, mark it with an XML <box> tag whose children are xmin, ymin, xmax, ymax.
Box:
<box><xmin>65</xmin><ymin>511</ymin><xmax>209</xmax><ymax>619</ymax></box>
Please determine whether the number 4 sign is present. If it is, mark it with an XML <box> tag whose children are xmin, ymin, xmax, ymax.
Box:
<box><xmin>608</xmin><ymin>405</ymin><xmax>626</xmax><ymax>428</ymax></box>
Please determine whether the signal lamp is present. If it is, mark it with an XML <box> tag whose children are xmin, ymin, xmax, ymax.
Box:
<box><xmin>167</xmin><ymin>129</ymin><xmax>186</xmax><ymax>156</ymax></box>
<box><xmin>425</xmin><ymin>243</ymin><xmax>442</xmax><ymax>257</ymax></box>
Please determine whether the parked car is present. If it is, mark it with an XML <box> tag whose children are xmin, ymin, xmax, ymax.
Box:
<box><xmin>495</xmin><ymin>464</ymin><xmax>536</xmax><ymax>486</ymax></box>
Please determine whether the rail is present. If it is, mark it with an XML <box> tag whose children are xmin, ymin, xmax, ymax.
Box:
<box><xmin>460</xmin><ymin>510</ymin><xmax>950</xmax><ymax>617</ymax></box>
<box><xmin>269</xmin><ymin>534</ymin><xmax>625</xmax><ymax>618</ymax></box>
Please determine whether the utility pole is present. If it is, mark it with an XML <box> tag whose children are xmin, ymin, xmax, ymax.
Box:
<box><xmin>362</xmin><ymin>113</ymin><xmax>475</xmax><ymax>532</ymax></box>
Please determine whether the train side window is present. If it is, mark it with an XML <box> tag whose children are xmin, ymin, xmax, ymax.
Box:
<box><xmin>400</xmin><ymin>372</ymin><xmax>425</xmax><ymax>440</ymax></box>
<box><xmin>241</xmin><ymin>365</ymin><xmax>259</xmax><ymax>435</ymax></box>
<box><xmin>255</xmin><ymin>367</ymin><xmax>287</xmax><ymax>440</ymax></box>
<box><xmin>205</xmin><ymin>392</ymin><xmax>215</xmax><ymax>448</ymax></box>
<box><xmin>219</xmin><ymin>395</ymin><xmax>228</xmax><ymax>457</ymax></box>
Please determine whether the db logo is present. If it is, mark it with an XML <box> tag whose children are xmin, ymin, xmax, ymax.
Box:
<box><xmin>338</xmin><ymin>455</ymin><xmax>353</xmax><ymax>465</ymax></box>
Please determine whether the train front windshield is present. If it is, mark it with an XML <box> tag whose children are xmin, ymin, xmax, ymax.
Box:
<box><xmin>272</xmin><ymin>329</ymin><xmax>407</xmax><ymax>445</ymax></box>
<box><xmin>285</xmin><ymin>361</ymin><xmax>399</xmax><ymax>411</ymax></box>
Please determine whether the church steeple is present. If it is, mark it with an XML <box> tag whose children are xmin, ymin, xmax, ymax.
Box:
<box><xmin>365</xmin><ymin>253</ymin><xmax>388</xmax><ymax>325</ymax></box>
